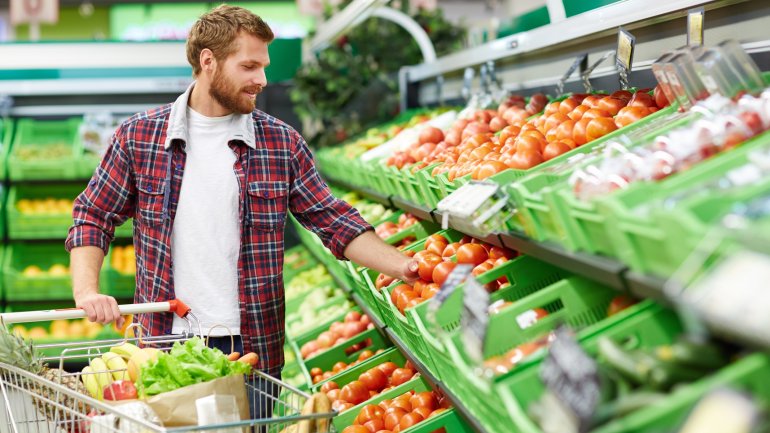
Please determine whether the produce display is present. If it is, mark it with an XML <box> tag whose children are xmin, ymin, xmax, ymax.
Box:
<box><xmin>300</xmin><ymin>311</ymin><xmax>375</xmax><ymax>360</ymax></box>
<box><xmin>11</xmin><ymin>318</ymin><xmax>109</xmax><ymax>340</ymax></box>
<box><xmin>322</xmin><ymin>358</ymin><xmax>421</xmax><ymax>413</ymax></box>
<box><xmin>21</xmin><ymin>263</ymin><xmax>69</xmax><ymax>276</ymax></box>
<box><xmin>374</xmin><ymin>213</ymin><xmax>419</xmax><ymax>240</ymax></box>
<box><xmin>15</xmin><ymin>198</ymin><xmax>73</xmax><ymax>214</ymax></box>
<box><xmin>572</xmin><ymin>92</ymin><xmax>770</xmax><ymax>200</ymax></box>
<box><xmin>309</xmin><ymin>348</ymin><xmax>385</xmax><ymax>384</ymax></box>
<box><xmin>286</xmin><ymin>265</ymin><xmax>332</xmax><ymax>300</ymax></box>
<box><xmin>339</xmin><ymin>191</ymin><xmax>395</xmax><ymax>224</ymax></box>
<box><xmin>340</xmin><ymin>390</ymin><xmax>452</xmax><ymax>433</ymax></box>
<box><xmin>14</xmin><ymin>144</ymin><xmax>72</xmax><ymax>160</ymax></box>
<box><xmin>287</xmin><ymin>287</ymin><xmax>351</xmax><ymax>337</ymax></box>
<box><xmin>111</xmin><ymin>244</ymin><xmax>136</xmax><ymax>275</ymax></box>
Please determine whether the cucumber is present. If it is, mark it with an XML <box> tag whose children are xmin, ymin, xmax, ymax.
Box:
<box><xmin>597</xmin><ymin>337</ymin><xmax>649</xmax><ymax>385</ymax></box>
<box><xmin>654</xmin><ymin>338</ymin><xmax>727</xmax><ymax>370</ymax></box>
<box><xmin>647</xmin><ymin>358</ymin><xmax>711</xmax><ymax>390</ymax></box>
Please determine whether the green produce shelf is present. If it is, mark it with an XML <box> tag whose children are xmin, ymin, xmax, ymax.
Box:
<box><xmin>9</xmin><ymin>118</ymin><xmax>83</xmax><ymax>181</ymax></box>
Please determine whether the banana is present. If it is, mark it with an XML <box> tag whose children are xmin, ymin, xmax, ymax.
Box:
<box><xmin>81</xmin><ymin>366</ymin><xmax>101</xmax><ymax>399</ymax></box>
<box><xmin>102</xmin><ymin>352</ymin><xmax>129</xmax><ymax>381</ymax></box>
<box><xmin>89</xmin><ymin>357</ymin><xmax>113</xmax><ymax>393</ymax></box>
<box><xmin>110</xmin><ymin>342</ymin><xmax>141</xmax><ymax>360</ymax></box>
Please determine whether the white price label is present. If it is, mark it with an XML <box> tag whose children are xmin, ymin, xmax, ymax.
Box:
<box><xmin>437</xmin><ymin>182</ymin><xmax>499</xmax><ymax>218</ymax></box>
<box><xmin>685</xmin><ymin>250</ymin><xmax>770</xmax><ymax>347</ymax></box>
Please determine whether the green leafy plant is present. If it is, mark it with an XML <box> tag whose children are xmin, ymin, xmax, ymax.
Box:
<box><xmin>291</xmin><ymin>3</ymin><xmax>465</xmax><ymax>147</ymax></box>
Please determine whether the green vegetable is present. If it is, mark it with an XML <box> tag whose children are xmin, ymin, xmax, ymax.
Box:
<box><xmin>137</xmin><ymin>337</ymin><xmax>252</xmax><ymax>397</ymax></box>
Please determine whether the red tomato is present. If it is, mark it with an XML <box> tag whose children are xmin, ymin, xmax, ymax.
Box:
<box><xmin>654</xmin><ymin>84</ymin><xmax>670</xmax><ymax>108</ymax></box>
<box><xmin>572</xmin><ymin>118</ymin><xmax>590</xmax><ymax>146</ymax></box>
<box><xmin>390</xmin><ymin>368</ymin><xmax>415</xmax><ymax>386</ymax></box>
<box><xmin>558</xmin><ymin>97</ymin><xmax>580</xmax><ymax>116</ymax></box>
<box><xmin>377</xmin><ymin>362</ymin><xmax>398</xmax><ymax>377</ymax></box>
<box><xmin>416</xmin><ymin>253</ymin><xmax>442</xmax><ymax>282</ymax></box>
<box><xmin>456</xmin><ymin>243</ymin><xmax>489</xmax><ymax>266</ymax></box>
<box><xmin>359</xmin><ymin>367</ymin><xmax>388</xmax><ymax>392</ymax></box>
<box><xmin>543</xmin><ymin>141</ymin><xmax>572</xmax><ymax>161</ymax></box>
<box><xmin>544</xmin><ymin>101</ymin><xmax>561</xmax><ymax>115</ymax></box>
<box><xmin>586</xmin><ymin>117</ymin><xmax>618</xmax><ymax>142</ymax></box>
<box><xmin>582</xmin><ymin>108</ymin><xmax>612</xmax><ymax>120</ymax></box>
<box><xmin>554</xmin><ymin>119</ymin><xmax>576</xmax><ymax>141</ymax></box>
<box><xmin>410</xmin><ymin>392</ymin><xmax>438</xmax><ymax>411</ymax></box>
<box><xmin>476</xmin><ymin>160</ymin><xmax>509</xmax><ymax>180</ymax></box>
<box><xmin>628</xmin><ymin>91</ymin><xmax>656</xmax><ymax>108</ymax></box>
<box><xmin>442</xmin><ymin>242</ymin><xmax>461</xmax><ymax>258</ymax></box>
<box><xmin>412</xmin><ymin>406</ymin><xmax>433</xmax><ymax>421</ymax></box>
<box><xmin>544</xmin><ymin>112</ymin><xmax>569</xmax><ymax>131</ymax></box>
<box><xmin>399</xmin><ymin>412</ymin><xmax>425</xmax><ymax>430</ymax></box>
<box><xmin>384</xmin><ymin>409</ymin><xmax>407</xmax><ymax>431</ymax></box>
<box><xmin>513</xmin><ymin>149</ymin><xmax>544</xmax><ymax>169</ymax></box>
<box><xmin>396</xmin><ymin>290</ymin><xmax>419</xmax><ymax>312</ymax></box>
<box><xmin>488</xmin><ymin>246</ymin><xmax>515</xmax><ymax>260</ymax></box>
<box><xmin>342</xmin><ymin>425</ymin><xmax>370</xmax><ymax>433</ymax></box>
<box><xmin>607</xmin><ymin>295</ymin><xmax>637</xmax><ymax>316</ymax></box>
<box><xmin>333</xmin><ymin>362</ymin><xmax>348</xmax><ymax>373</ymax></box>
<box><xmin>358</xmin><ymin>349</ymin><xmax>374</xmax><ymax>362</ymax></box>
<box><xmin>498</xmin><ymin>125</ymin><xmax>521</xmax><ymax>145</ymax></box>
<box><xmin>615</xmin><ymin>106</ymin><xmax>651</xmax><ymax>128</ymax></box>
<box><xmin>327</xmin><ymin>388</ymin><xmax>341</xmax><ymax>401</ymax></box>
<box><xmin>472</xmin><ymin>261</ymin><xmax>493</xmax><ymax>277</ymax></box>
<box><xmin>357</xmin><ymin>404</ymin><xmax>386</xmax><ymax>425</ymax></box>
<box><xmin>310</xmin><ymin>367</ymin><xmax>322</xmax><ymax>377</ymax></box>
<box><xmin>514</xmin><ymin>135</ymin><xmax>543</xmax><ymax>155</ymax></box>
<box><xmin>432</xmin><ymin>261</ymin><xmax>457</xmax><ymax>287</ymax></box>
<box><xmin>419</xmin><ymin>127</ymin><xmax>444</xmax><ymax>145</ymax></box>
<box><xmin>390</xmin><ymin>284</ymin><xmax>412</xmax><ymax>305</ymax></box>
<box><xmin>581</xmin><ymin>95</ymin><xmax>603</xmax><ymax>109</ymax></box>
<box><xmin>340</xmin><ymin>381</ymin><xmax>371</xmax><ymax>405</ymax></box>
<box><xmin>568</xmin><ymin>104</ymin><xmax>590</xmax><ymax>121</ymax></box>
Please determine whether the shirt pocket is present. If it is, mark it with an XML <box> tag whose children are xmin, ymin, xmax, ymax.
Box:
<box><xmin>247</xmin><ymin>181</ymin><xmax>288</xmax><ymax>232</ymax></box>
<box><xmin>136</xmin><ymin>175</ymin><xmax>166</xmax><ymax>226</ymax></box>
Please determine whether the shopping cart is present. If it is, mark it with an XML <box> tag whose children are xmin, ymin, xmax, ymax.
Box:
<box><xmin>0</xmin><ymin>300</ymin><xmax>335</xmax><ymax>433</ymax></box>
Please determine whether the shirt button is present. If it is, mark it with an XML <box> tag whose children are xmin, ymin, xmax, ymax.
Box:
<box><xmin>147</xmin><ymin>186</ymin><xmax>153</xmax><ymax>192</ymax></box>
<box><xmin>176</xmin><ymin>164</ymin><xmax>182</xmax><ymax>170</ymax></box>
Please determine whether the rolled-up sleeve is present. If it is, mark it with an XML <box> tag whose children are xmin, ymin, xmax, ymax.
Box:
<box><xmin>65</xmin><ymin>124</ymin><xmax>136</xmax><ymax>254</ymax></box>
<box><xmin>288</xmin><ymin>132</ymin><xmax>372</xmax><ymax>259</ymax></box>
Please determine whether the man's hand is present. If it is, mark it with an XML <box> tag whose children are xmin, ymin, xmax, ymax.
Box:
<box><xmin>401</xmin><ymin>259</ymin><xmax>419</xmax><ymax>284</ymax></box>
<box><xmin>75</xmin><ymin>292</ymin><xmax>124</xmax><ymax>327</ymax></box>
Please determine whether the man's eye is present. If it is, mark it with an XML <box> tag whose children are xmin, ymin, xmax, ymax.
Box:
<box><xmin>243</xmin><ymin>65</ymin><xmax>255</xmax><ymax>70</ymax></box>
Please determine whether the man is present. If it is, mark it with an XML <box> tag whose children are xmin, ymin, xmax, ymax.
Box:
<box><xmin>66</xmin><ymin>4</ymin><xmax>418</xmax><ymax>380</ymax></box>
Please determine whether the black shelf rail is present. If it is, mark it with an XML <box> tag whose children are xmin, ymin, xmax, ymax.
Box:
<box><xmin>325</xmin><ymin>175</ymin><xmax>665</xmax><ymax>295</ymax></box>
<box><xmin>302</xmin><ymin>243</ymin><xmax>490</xmax><ymax>433</ymax></box>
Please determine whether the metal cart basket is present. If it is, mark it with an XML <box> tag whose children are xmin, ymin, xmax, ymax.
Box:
<box><xmin>0</xmin><ymin>300</ymin><xmax>335</xmax><ymax>433</ymax></box>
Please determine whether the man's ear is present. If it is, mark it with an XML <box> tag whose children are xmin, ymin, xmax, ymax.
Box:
<box><xmin>199</xmin><ymin>48</ymin><xmax>216</xmax><ymax>74</ymax></box>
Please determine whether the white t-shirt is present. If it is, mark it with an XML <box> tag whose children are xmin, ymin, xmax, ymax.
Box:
<box><xmin>171</xmin><ymin>107</ymin><xmax>241</xmax><ymax>337</ymax></box>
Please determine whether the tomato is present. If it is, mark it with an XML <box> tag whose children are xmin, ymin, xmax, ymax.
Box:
<box><xmin>396</xmin><ymin>290</ymin><xmax>419</xmax><ymax>312</ymax></box>
<box><xmin>615</xmin><ymin>106</ymin><xmax>650</xmax><ymax>128</ymax></box>
<box><xmin>333</xmin><ymin>362</ymin><xmax>348</xmax><ymax>373</ymax></box>
<box><xmin>456</xmin><ymin>243</ymin><xmax>488</xmax><ymax>266</ymax></box>
<box><xmin>514</xmin><ymin>135</ymin><xmax>543</xmax><ymax>155</ymax></box>
<box><xmin>412</xmin><ymin>406</ymin><xmax>433</xmax><ymax>421</ymax></box>
<box><xmin>581</xmin><ymin>95</ymin><xmax>603</xmax><ymax>109</ymax></box>
<box><xmin>544</xmin><ymin>101</ymin><xmax>561</xmax><ymax>115</ymax></box>
<box><xmin>358</xmin><ymin>349</ymin><xmax>374</xmax><ymax>362</ymax></box>
<box><xmin>558</xmin><ymin>97</ymin><xmax>580</xmax><ymax>116</ymax></box>
<box><xmin>390</xmin><ymin>368</ymin><xmax>415</xmax><ymax>386</ymax></box>
<box><xmin>582</xmin><ymin>108</ymin><xmax>612</xmax><ymax>120</ymax></box>
<box><xmin>610</xmin><ymin>90</ymin><xmax>633</xmax><ymax>102</ymax></box>
<box><xmin>390</xmin><ymin>284</ymin><xmax>412</xmax><ymax>305</ymax></box>
<box><xmin>340</xmin><ymin>381</ymin><xmax>371</xmax><ymax>405</ymax></box>
<box><xmin>461</xmin><ymin>122</ymin><xmax>491</xmax><ymax>141</ymax></box>
<box><xmin>488</xmin><ymin>116</ymin><xmax>507</xmax><ymax>133</ymax></box>
<box><xmin>543</xmin><ymin>141</ymin><xmax>572</xmax><ymax>161</ymax></box>
<box><xmin>374</xmin><ymin>274</ymin><xmax>396</xmax><ymax>289</ymax></box>
<box><xmin>654</xmin><ymin>84</ymin><xmax>670</xmax><ymax>108</ymax></box>
<box><xmin>363</xmin><ymin>419</ymin><xmax>385</xmax><ymax>433</ymax></box>
<box><xmin>327</xmin><ymin>388</ymin><xmax>341</xmax><ymax>401</ymax></box>
<box><xmin>572</xmin><ymin>118</ymin><xmax>590</xmax><ymax>146</ymax></box>
<box><xmin>472</xmin><ymin>261</ymin><xmax>493</xmax><ymax>277</ymax></box>
<box><xmin>586</xmin><ymin>117</ymin><xmax>618</xmax><ymax>142</ymax></box>
<box><xmin>384</xmin><ymin>409</ymin><xmax>407</xmax><ymax>431</ymax></box>
<box><xmin>488</xmin><ymin>246</ymin><xmax>515</xmax><ymax>260</ymax></box>
<box><xmin>313</xmin><ymin>375</ymin><xmax>323</xmax><ymax>384</ymax></box>
<box><xmin>377</xmin><ymin>361</ymin><xmax>398</xmax><ymax>377</ymax></box>
<box><xmin>357</xmin><ymin>404</ymin><xmax>386</xmax><ymax>424</ymax></box>
<box><xmin>399</xmin><ymin>412</ymin><xmax>425</xmax><ymax>430</ymax></box>
<box><xmin>628</xmin><ymin>91</ymin><xmax>656</xmax><ymax>108</ymax></box>
<box><xmin>432</xmin><ymin>261</ymin><xmax>457</xmax><ymax>287</ymax></box>
<box><xmin>521</xmin><ymin>129</ymin><xmax>547</xmax><ymax>147</ymax></box>
<box><xmin>568</xmin><ymin>104</ymin><xmax>590</xmax><ymax>121</ymax></box>
<box><xmin>498</xmin><ymin>125</ymin><xmax>522</xmax><ymax>145</ymax></box>
<box><xmin>442</xmin><ymin>242</ymin><xmax>461</xmax><ymax>258</ymax></box>
<box><xmin>544</xmin><ymin>112</ymin><xmax>569</xmax><ymax>132</ymax></box>
<box><xmin>345</xmin><ymin>311</ymin><xmax>362</xmax><ymax>323</ymax></box>
<box><xmin>554</xmin><ymin>119</ymin><xmax>576</xmax><ymax>141</ymax></box>
<box><xmin>389</xmin><ymin>398</ymin><xmax>412</xmax><ymax>413</ymax></box>
<box><xmin>515</xmin><ymin>149</ymin><xmax>544</xmax><ymax>169</ymax></box>
<box><xmin>342</xmin><ymin>424</ymin><xmax>370</xmax><ymax>433</ymax></box>
<box><xmin>419</xmin><ymin>126</ymin><xmax>444</xmax><ymax>145</ymax></box>
<box><xmin>416</xmin><ymin>253</ymin><xmax>442</xmax><ymax>282</ymax></box>
<box><xmin>421</xmin><ymin>283</ymin><xmax>440</xmax><ymax>299</ymax></box>
<box><xmin>476</xmin><ymin>160</ymin><xmax>509</xmax><ymax>180</ymax></box>
<box><xmin>410</xmin><ymin>392</ymin><xmax>438</xmax><ymax>411</ymax></box>
<box><xmin>359</xmin><ymin>367</ymin><xmax>388</xmax><ymax>392</ymax></box>
<box><xmin>607</xmin><ymin>295</ymin><xmax>637</xmax><ymax>316</ymax></box>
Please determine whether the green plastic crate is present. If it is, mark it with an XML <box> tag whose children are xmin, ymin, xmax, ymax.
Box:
<box><xmin>361</xmin><ymin>229</ymin><xmax>466</xmax><ymax>339</ymax></box>
<box><xmin>598</xmin><ymin>129</ymin><xmax>770</xmax><ymax>277</ymax></box>
<box><xmin>311</xmin><ymin>346</ymin><xmax>406</xmax><ymax>393</ymax></box>
<box><xmin>442</xmin><ymin>277</ymin><xmax>620</xmax><ymax>430</ymax></box>
<box><xmin>287</xmin><ymin>297</ymin><xmax>353</xmax><ymax>342</ymax></box>
<box><xmin>9</xmin><ymin>118</ymin><xmax>83</xmax><ymax>181</ymax></box>
<box><xmin>407</xmin><ymin>255</ymin><xmax>568</xmax><ymax>381</ymax></box>
<box><xmin>383</xmin><ymin>219</ymin><xmax>440</xmax><ymax>246</ymax></box>
<box><xmin>415</xmin><ymin>162</ymin><xmax>444</xmax><ymax>208</ymax></box>
<box><xmin>0</xmin><ymin>117</ymin><xmax>12</xmax><ymax>181</ymax></box>
<box><xmin>501</xmin><ymin>303</ymin><xmax>684</xmax><ymax>433</ymax></box>
<box><xmin>290</xmin><ymin>311</ymin><xmax>389</xmax><ymax>387</ymax></box>
<box><xmin>7</xmin><ymin>184</ymin><xmax>83</xmax><ymax>240</ymax></box>
<box><xmin>4</xmin><ymin>243</ymin><xmax>74</xmax><ymax>301</ymax></box>
<box><xmin>509</xmin><ymin>105</ymin><xmax>686</xmax><ymax>246</ymax></box>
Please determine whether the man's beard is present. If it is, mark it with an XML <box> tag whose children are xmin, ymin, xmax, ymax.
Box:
<box><xmin>209</xmin><ymin>66</ymin><xmax>261</xmax><ymax>115</ymax></box>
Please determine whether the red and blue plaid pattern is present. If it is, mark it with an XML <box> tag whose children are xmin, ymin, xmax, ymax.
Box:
<box><xmin>66</xmin><ymin>104</ymin><xmax>371</xmax><ymax>374</ymax></box>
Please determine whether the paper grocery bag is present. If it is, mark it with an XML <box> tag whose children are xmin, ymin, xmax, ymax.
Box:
<box><xmin>145</xmin><ymin>374</ymin><xmax>249</xmax><ymax>427</ymax></box>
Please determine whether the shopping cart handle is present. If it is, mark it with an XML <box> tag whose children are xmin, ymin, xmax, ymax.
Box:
<box><xmin>0</xmin><ymin>300</ymin><xmax>192</xmax><ymax>325</ymax></box>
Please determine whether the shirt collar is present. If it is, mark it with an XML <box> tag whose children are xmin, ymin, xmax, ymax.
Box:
<box><xmin>164</xmin><ymin>81</ymin><xmax>257</xmax><ymax>150</ymax></box>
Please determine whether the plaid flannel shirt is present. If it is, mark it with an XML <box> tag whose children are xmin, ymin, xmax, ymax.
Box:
<box><xmin>66</xmin><ymin>85</ymin><xmax>372</xmax><ymax>375</ymax></box>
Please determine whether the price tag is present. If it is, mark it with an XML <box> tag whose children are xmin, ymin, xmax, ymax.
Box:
<box><xmin>540</xmin><ymin>326</ymin><xmax>600</xmax><ymax>433</ymax></box>
<box><xmin>616</xmin><ymin>27</ymin><xmax>636</xmax><ymax>90</ymax></box>
<box><xmin>460</xmin><ymin>276</ymin><xmax>490</xmax><ymax>364</ymax></box>
<box><xmin>687</xmin><ymin>7</ymin><xmax>705</xmax><ymax>47</ymax></box>
<box><xmin>556</xmin><ymin>54</ymin><xmax>588</xmax><ymax>96</ymax></box>
<box><xmin>683</xmin><ymin>249</ymin><xmax>770</xmax><ymax>348</ymax></box>
<box><xmin>436</xmin><ymin>181</ymin><xmax>500</xmax><ymax>231</ymax></box>
<box><xmin>426</xmin><ymin>264</ymin><xmax>473</xmax><ymax>332</ymax></box>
